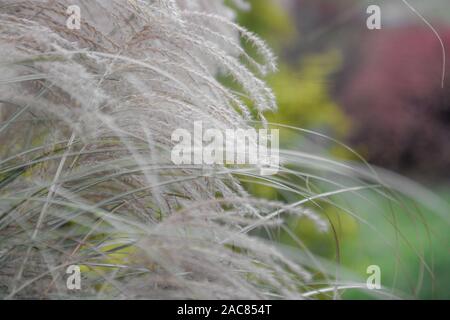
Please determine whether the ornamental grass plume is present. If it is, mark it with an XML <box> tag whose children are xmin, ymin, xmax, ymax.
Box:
<box><xmin>0</xmin><ymin>0</ymin><xmax>447</xmax><ymax>299</ymax></box>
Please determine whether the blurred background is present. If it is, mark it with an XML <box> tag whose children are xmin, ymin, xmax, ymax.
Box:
<box><xmin>228</xmin><ymin>0</ymin><xmax>450</xmax><ymax>299</ymax></box>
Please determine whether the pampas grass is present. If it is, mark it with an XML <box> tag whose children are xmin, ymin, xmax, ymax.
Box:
<box><xmin>0</xmin><ymin>0</ymin><xmax>447</xmax><ymax>299</ymax></box>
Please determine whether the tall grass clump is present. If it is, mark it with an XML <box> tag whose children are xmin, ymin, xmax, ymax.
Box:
<box><xmin>0</xmin><ymin>0</ymin><xmax>448</xmax><ymax>299</ymax></box>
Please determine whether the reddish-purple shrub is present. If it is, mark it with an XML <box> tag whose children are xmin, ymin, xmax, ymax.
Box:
<box><xmin>339</xmin><ymin>26</ymin><xmax>450</xmax><ymax>179</ymax></box>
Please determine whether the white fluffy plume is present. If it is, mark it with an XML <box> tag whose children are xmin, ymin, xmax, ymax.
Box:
<box><xmin>0</xmin><ymin>0</ymin><xmax>312</xmax><ymax>299</ymax></box>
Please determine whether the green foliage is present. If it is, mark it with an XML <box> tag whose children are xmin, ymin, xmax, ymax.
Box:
<box><xmin>340</xmin><ymin>189</ymin><xmax>450</xmax><ymax>299</ymax></box>
<box><xmin>233</xmin><ymin>0</ymin><xmax>295</xmax><ymax>50</ymax></box>
<box><xmin>234</xmin><ymin>0</ymin><xmax>349</xmax><ymax>142</ymax></box>
<box><xmin>267</xmin><ymin>51</ymin><xmax>349</xmax><ymax>137</ymax></box>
